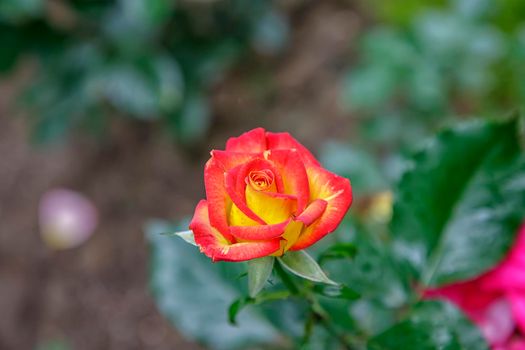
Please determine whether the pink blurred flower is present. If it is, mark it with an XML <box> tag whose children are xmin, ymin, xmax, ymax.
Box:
<box><xmin>39</xmin><ymin>188</ymin><xmax>98</xmax><ymax>249</ymax></box>
<box><xmin>425</xmin><ymin>223</ymin><xmax>525</xmax><ymax>349</ymax></box>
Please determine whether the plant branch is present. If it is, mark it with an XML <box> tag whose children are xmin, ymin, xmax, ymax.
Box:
<box><xmin>275</xmin><ymin>261</ymin><xmax>355</xmax><ymax>350</ymax></box>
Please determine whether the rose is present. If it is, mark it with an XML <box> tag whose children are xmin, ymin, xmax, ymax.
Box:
<box><xmin>425</xmin><ymin>223</ymin><xmax>525</xmax><ymax>350</ymax></box>
<box><xmin>189</xmin><ymin>128</ymin><xmax>352</xmax><ymax>262</ymax></box>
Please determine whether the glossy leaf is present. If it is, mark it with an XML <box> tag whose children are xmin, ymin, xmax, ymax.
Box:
<box><xmin>278</xmin><ymin>251</ymin><xmax>338</xmax><ymax>285</ymax></box>
<box><xmin>391</xmin><ymin>117</ymin><xmax>525</xmax><ymax>286</ymax></box>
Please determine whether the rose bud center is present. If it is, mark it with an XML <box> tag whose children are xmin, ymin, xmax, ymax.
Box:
<box><xmin>247</xmin><ymin>169</ymin><xmax>275</xmax><ymax>192</ymax></box>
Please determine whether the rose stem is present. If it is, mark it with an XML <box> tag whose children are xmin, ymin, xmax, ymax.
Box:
<box><xmin>274</xmin><ymin>261</ymin><xmax>355</xmax><ymax>350</ymax></box>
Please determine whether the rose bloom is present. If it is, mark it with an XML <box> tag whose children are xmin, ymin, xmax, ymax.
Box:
<box><xmin>189</xmin><ymin>128</ymin><xmax>352</xmax><ymax>262</ymax></box>
<box><xmin>425</xmin><ymin>223</ymin><xmax>525</xmax><ymax>350</ymax></box>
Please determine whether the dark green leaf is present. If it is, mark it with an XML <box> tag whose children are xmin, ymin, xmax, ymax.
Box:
<box><xmin>391</xmin><ymin>117</ymin><xmax>525</xmax><ymax>286</ymax></box>
<box><xmin>368</xmin><ymin>301</ymin><xmax>489</xmax><ymax>350</ymax></box>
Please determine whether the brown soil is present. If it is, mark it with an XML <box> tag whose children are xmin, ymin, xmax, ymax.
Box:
<box><xmin>0</xmin><ymin>1</ymin><xmax>360</xmax><ymax>349</ymax></box>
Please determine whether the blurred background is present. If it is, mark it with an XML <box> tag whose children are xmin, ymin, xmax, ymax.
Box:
<box><xmin>0</xmin><ymin>0</ymin><xmax>524</xmax><ymax>349</ymax></box>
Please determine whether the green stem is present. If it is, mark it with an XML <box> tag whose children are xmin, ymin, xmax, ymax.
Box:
<box><xmin>317</xmin><ymin>315</ymin><xmax>353</xmax><ymax>350</ymax></box>
<box><xmin>301</xmin><ymin>311</ymin><xmax>315</xmax><ymax>347</ymax></box>
<box><xmin>274</xmin><ymin>261</ymin><xmax>300</xmax><ymax>295</ymax></box>
<box><xmin>275</xmin><ymin>260</ymin><xmax>355</xmax><ymax>350</ymax></box>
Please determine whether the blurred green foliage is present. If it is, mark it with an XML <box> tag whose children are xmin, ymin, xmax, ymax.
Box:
<box><xmin>344</xmin><ymin>0</ymin><xmax>525</xmax><ymax>154</ymax></box>
<box><xmin>0</xmin><ymin>0</ymin><xmax>288</xmax><ymax>143</ymax></box>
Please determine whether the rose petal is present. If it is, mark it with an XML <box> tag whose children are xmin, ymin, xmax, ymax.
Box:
<box><xmin>295</xmin><ymin>199</ymin><xmax>327</xmax><ymax>226</ymax></box>
<box><xmin>424</xmin><ymin>280</ymin><xmax>500</xmax><ymax>322</ymax></box>
<box><xmin>266</xmin><ymin>149</ymin><xmax>310</xmax><ymax>213</ymax></box>
<box><xmin>211</xmin><ymin>150</ymin><xmax>259</xmax><ymax>171</ymax></box>
<box><xmin>230</xmin><ymin>219</ymin><xmax>291</xmax><ymax>241</ymax></box>
<box><xmin>508</xmin><ymin>339</ymin><xmax>525</xmax><ymax>350</ymax></box>
<box><xmin>225</xmin><ymin>156</ymin><xmax>294</xmax><ymax>226</ymax></box>
<box><xmin>190</xmin><ymin>200</ymin><xmax>281</xmax><ymax>262</ymax></box>
<box><xmin>245</xmin><ymin>183</ymin><xmax>296</xmax><ymax>224</ymax></box>
<box><xmin>290</xmin><ymin>165</ymin><xmax>352</xmax><ymax>250</ymax></box>
<box><xmin>226</xmin><ymin>128</ymin><xmax>267</xmax><ymax>153</ymax></box>
<box><xmin>235</xmin><ymin>158</ymin><xmax>285</xmax><ymax>194</ymax></box>
<box><xmin>478</xmin><ymin>299</ymin><xmax>515</xmax><ymax>346</ymax></box>
<box><xmin>225</xmin><ymin>163</ymin><xmax>267</xmax><ymax>225</ymax></box>
<box><xmin>482</xmin><ymin>264</ymin><xmax>525</xmax><ymax>292</ymax></box>
<box><xmin>481</xmin><ymin>225</ymin><xmax>525</xmax><ymax>291</ymax></box>
<box><xmin>204</xmin><ymin>157</ymin><xmax>235</xmax><ymax>242</ymax></box>
<box><xmin>509</xmin><ymin>292</ymin><xmax>525</xmax><ymax>335</ymax></box>
<box><xmin>266</xmin><ymin>131</ymin><xmax>320</xmax><ymax>167</ymax></box>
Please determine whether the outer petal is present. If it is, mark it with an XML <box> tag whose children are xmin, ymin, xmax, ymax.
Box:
<box><xmin>190</xmin><ymin>200</ymin><xmax>281</xmax><ymax>262</ymax></box>
<box><xmin>266</xmin><ymin>131</ymin><xmax>320</xmax><ymax>167</ymax></box>
<box><xmin>290</xmin><ymin>166</ymin><xmax>352</xmax><ymax>250</ymax></box>
<box><xmin>230</xmin><ymin>219</ymin><xmax>290</xmax><ymax>241</ymax></box>
<box><xmin>204</xmin><ymin>157</ymin><xmax>235</xmax><ymax>242</ymax></box>
<box><xmin>226</xmin><ymin>128</ymin><xmax>267</xmax><ymax>153</ymax></box>
<box><xmin>211</xmin><ymin>150</ymin><xmax>259</xmax><ymax>171</ymax></box>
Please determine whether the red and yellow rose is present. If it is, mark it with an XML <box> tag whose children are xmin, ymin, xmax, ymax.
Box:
<box><xmin>189</xmin><ymin>128</ymin><xmax>352</xmax><ymax>262</ymax></box>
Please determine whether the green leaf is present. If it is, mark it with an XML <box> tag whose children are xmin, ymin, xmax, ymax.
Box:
<box><xmin>368</xmin><ymin>301</ymin><xmax>489</xmax><ymax>350</ymax></box>
<box><xmin>313</xmin><ymin>284</ymin><xmax>360</xmax><ymax>300</ymax></box>
<box><xmin>278</xmin><ymin>251</ymin><xmax>338</xmax><ymax>285</ymax></box>
<box><xmin>248</xmin><ymin>256</ymin><xmax>274</xmax><ymax>297</ymax></box>
<box><xmin>391</xmin><ymin>117</ymin><xmax>525</xmax><ymax>286</ymax></box>
<box><xmin>145</xmin><ymin>220</ymin><xmax>280</xmax><ymax>350</ymax></box>
<box><xmin>160</xmin><ymin>229</ymin><xmax>196</xmax><ymax>246</ymax></box>
<box><xmin>318</xmin><ymin>243</ymin><xmax>357</xmax><ymax>265</ymax></box>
